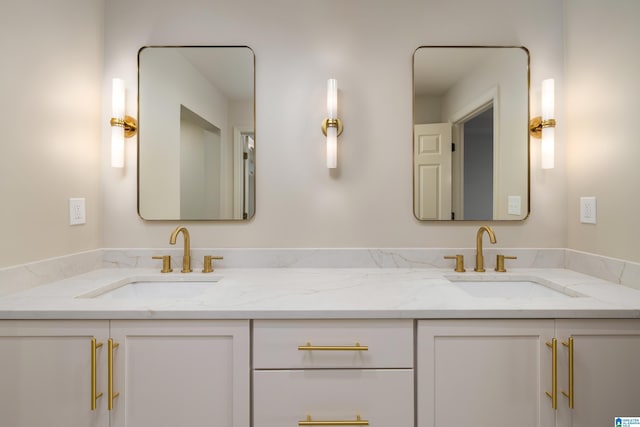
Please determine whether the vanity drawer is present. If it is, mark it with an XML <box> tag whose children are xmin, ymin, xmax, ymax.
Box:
<box><xmin>253</xmin><ymin>319</ymin><xmax>413</xmax><ymax>369</ymax></box>
<box><xmin>253</xmin><ymin>369</ymin><xmax>414</xmax><ymax>427</ymax></box>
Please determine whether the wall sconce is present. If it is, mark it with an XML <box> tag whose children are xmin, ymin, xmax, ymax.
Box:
<box><xmin>321</xmin><ymin>78</ymin><xmax>343</xmax><ymax>169</ymax></box>
<box><xmin>110</xmin><ymin>78</ymin><xmax>137</xmax><ymax>168</ymax></box>
<box><xmin>529</xmin><ymin>78</ymin><xmax>556</xmax><ymax>169</ymax></box>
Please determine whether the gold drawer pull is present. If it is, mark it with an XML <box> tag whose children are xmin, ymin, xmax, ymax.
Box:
<box><xmin>299</xmin><ymin>415</ymin><xmax>369</xmax><ymax>426</ymax></box>
<box><xmin>561</xmin><ymin>338</ymin><xmax>574</xmax><ymax>409</ymax></box>
<box><xmin>108</xmin><ymin>339</ymin><xmax>120</xmax><ymax>410</ymax></box>
<box><xmin>298</xmin><ymin>342</ymin><xmax>368</xmax><ymax>351</ymax></box>
<box><xmin>91</xmin><ymin>338</ymin><xmax>104</xmax><ymax>410</ymax></box>
<box><xmin>545</xmin><ymin>338</ymin><xmax>558</xmax><ymax>410</ymax></box>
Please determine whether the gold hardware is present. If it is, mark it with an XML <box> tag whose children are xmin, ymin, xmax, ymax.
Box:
<box><xmin>152</xmin><ymin>255</ymin><xmax>173</xmax><ymax>273</ymax></box>
<box><xmin>298</xmin><ymin>341</ymin><xmax>368</xmax><ymax>351</ymax></box>
<box><xmin>562</xmin><ymin>338</ymin><xmax>574</xmax><ymax>409</ymax></box>
<box><xmin>474</xmin><ymin>225</ymin><xmax>497</xmax><ymax>272</ymax></box>
<box><xmin>495</xmin><ymin>255</ymin><xmax>517</xmax><ymax>272</ymax></box>
<box><xmin>110</xmin><ymin>115</ymin><xmax>138</xmax><ymax>138</ymax></box>
<box><xmin>546</xmin><ymin>338</ymin><xmax>557</xmax><ymax>410</ymax></box>
<box><xmin>169</xmin><ymin>226</ymin><xmax>192</xmax><ymax>273</ymax></box>
<box><xmin>91</xmin><ymin>338</ymin><xmax>103</xmax><ymax>411</ymax></box>
<box><xmin>444</xmin><ymin>255</ymin><xmax>465</xmax><ymax>272</ymax></box>
<box><xmin>108</xmin><ymin>339</ymin><xmax>120</xmax><ymax>411</ymax></box>
<box><xmin>299</xmin><ymin>415</ymin><xmax>369</xmax><ymax>426</ymax></box>
<box><xmin>203</xmin><ymin>255</ymin><xmax>224</xmax><ymax>273</ymax></box>
<box><xmin>529</xmin><ymin>116</ymin><xmax>556</xmax><ymax>138</ymax></box>
<box><xmin>321</xmin><ymin>118</ymin><xmax>344</xmax><ymax>137</ymax></box>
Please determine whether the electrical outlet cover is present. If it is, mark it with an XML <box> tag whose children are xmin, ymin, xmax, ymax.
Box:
<box><xmin>69</xmin><ymin>198</ymin><xmax>86</xmax><ymax>225</ymax></box>
<box><xmin>580</xmin><ymin>197</ymin><xmax>597</xmax><ymax>224</ymax></box>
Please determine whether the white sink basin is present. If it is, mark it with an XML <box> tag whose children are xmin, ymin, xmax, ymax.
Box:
<box><xmin>446</xmin><ymin>276</ymin><xmax>583</xmax><ymax>299</ymax></box>
<box><xmin>77</xmin><ymin>276</ymin><xmax>222</xmax><ymax>300</ymax></box>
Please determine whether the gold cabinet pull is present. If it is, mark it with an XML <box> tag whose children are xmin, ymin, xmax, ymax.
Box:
<box><xmin>545</xmin><ymin>338</ymin><xmax>558</xmax><ymax>410</ymax></box>
<box><xmin>298</xmin><ymin>415</ymin><xmax>369</xmax><ymax>426</ymax></box>
<box><xmin>91</xmin><ymin>338</ymin><xmax>104</xmax><ymax>410</ymax></box>
<box><xmin>108</xmin><ymin>338</ymin><xmax>120</xmax><ymax>410</ymax></box>
<box><xmin>298</xmin><ymin>342</ymin><xmax>368</xmax><ymax>351</ymax></box>
<box><xmin>561</xmin><ymin>338</ymin><xmax>574</xmax><ymax>409</ymax></box>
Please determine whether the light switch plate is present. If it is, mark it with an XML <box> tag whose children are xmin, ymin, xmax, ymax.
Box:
<box><xmin>580</xmin><ymin>197</ymin><xmax>597</xmax><ymax>224</ymax></box>
<box><xmin>69</xmin><ymin>198</ymin><xmax>86</xmax><ymax>225</ymax></box>
<box><xmin>507</xmin><ymin>196</ymin><xmax>521</xmax><ymax>216</ymax></box>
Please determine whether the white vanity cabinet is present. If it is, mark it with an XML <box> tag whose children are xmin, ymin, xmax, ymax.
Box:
<box><xmin>0</xmin><ymin>319</ymin><xmax>249</xmax><ymax>427</ymax></box>
<box><xmin>0</xmin><ymin>320</ymin><xmax>110</xmax><ymax>427</ymax></box>
<box><xmin>108</xmin><ymin>320</ymin><xmax>250</xmax><ymax>427</ymax></box>
<box><xmin>417</xmin><ymin>319</ymin><xmax>557</xmax><ymax>427</ymax></box>
<box><xmin>555</xmin><ymin>319</ymin><xmax>640</xmax><ymax>427</ymax></box>
<box><xmin>418</xmin><ymin>319</ymin><xmax>640</xmax><ymax>427</ymax></box>
<box><xmin>253</xmin><ymin>319</ymin><xmax>414</xmax><ymax>427</ymax></box>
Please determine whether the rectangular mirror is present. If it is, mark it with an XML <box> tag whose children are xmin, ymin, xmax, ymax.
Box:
<box><xmin>413</xmin><ymin>46</ymin><xmax>529</xmax><ymax>221</ymax></box>
<box><xmin>138</xmin><ymin>46</ymin><xmax>255</xmax><ymax>220</ymax></box>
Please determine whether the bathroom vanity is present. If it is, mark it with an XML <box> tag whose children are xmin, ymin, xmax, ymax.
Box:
<box><xmin>1</xmin><ymin>266</ymin><xmax>639</xmax><ymax>427</ymax></box>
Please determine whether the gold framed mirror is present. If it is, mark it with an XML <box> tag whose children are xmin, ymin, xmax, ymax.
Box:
<box><xmin>138</xmin><ymin>46</ymin><xmax>255</xmax><ymax>220</ymax></box>
<box><xmin>413</xmin><ymin>46</ymin><xmax>529</xmax><ymax>221</ymax></box>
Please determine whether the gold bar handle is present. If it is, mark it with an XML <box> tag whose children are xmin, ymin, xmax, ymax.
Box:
<box><xmin>298</xmin><ymin>415</ymin><xmax>369</xmax><ymax>426</ymax></box>
<box><xmin>91</xmin><ymin>338</ymin><xmax>103</xmax><ymax>410</ymax></box>
<box><xmin>561</xmin><ymin>338</ymin><xmax>574</xmax><ymax>409</ymax></box>
<box><xmin>545</xmin><ymin>338</ymin><xmax>557</xmax><ymax>410</ymax></box>
<box><xmin>298</xmin><ymin>342</ymin><xmax>368</xmax><ymax>351</ymax></box>
<box><xmin>108</xmin><ymin>338</ymin><xmax>120</xmax><ymax>411</ymax></box>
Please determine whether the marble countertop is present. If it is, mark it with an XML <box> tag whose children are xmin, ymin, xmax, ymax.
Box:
<box><xmin>1</xmin><ymin>267</ymin><xmax>640</xmax><ymax>319</ymax></box>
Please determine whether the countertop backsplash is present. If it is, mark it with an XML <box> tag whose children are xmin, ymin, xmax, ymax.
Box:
<box><xmin>1</xmin><ymin>247</ymin><xmax>638</xmax><ymax>298</ymax></box>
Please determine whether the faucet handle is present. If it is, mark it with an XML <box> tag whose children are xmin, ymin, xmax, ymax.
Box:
<box><xmin>495</xmin><ymin>255</ymin><xmax>517</xmax><ymax>272</ymax></box>
<box><xmin>203</xmin><ymin>255</ymin><xmax>224</xmax><ymax>273</ymax></box>
<box><xmin>152</xmin><ymin>255</ymin><xmax>173</xmax><ymax>273</ymax></box>
<box><xmin>444</xmin><ymin>255</ymin><xmax>466</xmax><ymax>273</ymax></box>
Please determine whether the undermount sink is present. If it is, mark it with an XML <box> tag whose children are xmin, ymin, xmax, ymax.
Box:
<box><xmin>446</xmin><ymin>276</ymin><xmax>583</xmax><ymax>299</ymax></box>
<box><xmin>77</xmin><ymin>275</ymin><xmax>222</xmax><ymax>300</ymax></box>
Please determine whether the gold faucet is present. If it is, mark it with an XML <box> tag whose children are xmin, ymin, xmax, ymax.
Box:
<box><xmin>474</xmin><ymin>225</ymin><xmax>497</xmax><ymax>272</ymax></box>
<box><xmin>169</xmin><ymin>226</ymin><xmax>192</xmax><ymax>273</ymax></box>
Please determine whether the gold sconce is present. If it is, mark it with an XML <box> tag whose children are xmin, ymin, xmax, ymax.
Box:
<box><xmin>110</xmin><ymin>78</ymin><xmax>138</xmax><ymax>168</ymax></box>
<box><xmin>321</xmin><ymin>78</ymin><xmax>343</xmax><ymax>169</ymax></box>
<box><xmin>529</xmin><ymin>78</ymin><xmax>556</xmax><ymax>169</ymax></box>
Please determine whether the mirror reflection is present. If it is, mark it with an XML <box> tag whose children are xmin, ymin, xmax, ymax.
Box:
<box><xmin>138</xmin><ymin>46</ymin><xmax>255</xmax><ymax>220</ymax></box>
<box><xmin>413</xmin><ymin>46</ymin><xmax>529</xmax><ymax>221</ymax></box>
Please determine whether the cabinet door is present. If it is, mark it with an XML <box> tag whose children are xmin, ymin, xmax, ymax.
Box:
<box><xmin>109</xmin><ymin>320</ymin><xmax>249</xmax><ymax>427</ymax></box>
<box><xmin>0</xmin><ymin>320</ymin><xmax>109</xmax><ymax>427</ymax></box>
<box><xmin>417</xmin><ymin>320</ymin><xmax>556</xmax><ymax>427</ymax></box>
<box><xmin>254</xmin><ymin>369</ymin><xmax>414</xmax><ymax>427</ymax></box>
<box><xmin>556</xmin><ymin>319</ymin><xmax>640</xmax><ymax>427</ymax></box>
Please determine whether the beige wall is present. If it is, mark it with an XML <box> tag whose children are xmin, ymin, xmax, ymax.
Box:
<box><xmin>13</xmin><ymin>0</ymin><xmax>635</xmax><ymax>268</ymax></box>
<box><xmin>102</xmin><ymin>0</ymin><xmax>567</xmax><ymax>250</ymax></box>
<box><xmin>565</xmin><ymin>0</ymin><xmax>640</xmax><ymax>262</ymax></box>
<box><xmin>0</xmin><ymin>0</ymin><xmax>103</xmax><ymax>268</ymax></box>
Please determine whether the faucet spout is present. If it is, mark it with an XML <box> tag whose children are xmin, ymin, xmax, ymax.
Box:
<box><xmin>474</xmin><ymin>225</ymin><xmax>497</xmax><ymax>272</ymax></box>
<box><xmin>170</xmin><ymin>226</ymin><xmax>192</xmax><ymax>273</ymax></box>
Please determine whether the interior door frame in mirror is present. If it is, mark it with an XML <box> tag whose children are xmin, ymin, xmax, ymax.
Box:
<box><xmin>412</xmin><ymin>45</ymin><xmax>530</xmax><ymax>221</ymax></box>
<box><xmin>137</xmin><ymin>45</ymin><xmax>256</xmax><ymax>221</ymax></box>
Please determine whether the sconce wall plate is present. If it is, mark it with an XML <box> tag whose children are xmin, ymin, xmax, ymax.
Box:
<box><xmin>321</xmin><ymin>118</ymin><xmax>343</xmax><ymax>137</ymax></box>
<box><xmin>528</xmin><ymin>117</ymin><xmax>556</xmax><ymax>138</ymax></box>
<box><xmin>110</xmin><ymin>115</ymin><xmax>138</xmax><ymax>138</ymax></box>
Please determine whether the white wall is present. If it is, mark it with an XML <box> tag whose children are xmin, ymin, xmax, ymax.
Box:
<box><xmin>439</xmin><ymin>49</ymin><xmax>529</xmax><ymax>220</ymax></box>
<box><xmin>0</xmin><ymin>0</ymin><xmax>103</xmax><ymax>268</ymax></box>
<box><xmin>102</xmin><ymin>0</ymin><xmax>567</xmax><ymax>250</ymax></box>
<box><xmin>138</xmin><ymin>48</ymin><xmax>228</xmax><ymax>219</ymax></box>
<box><xmin>565</xmin><ymin>0</ymin><xmax>640</xmax><ymax>262</ymax></box>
